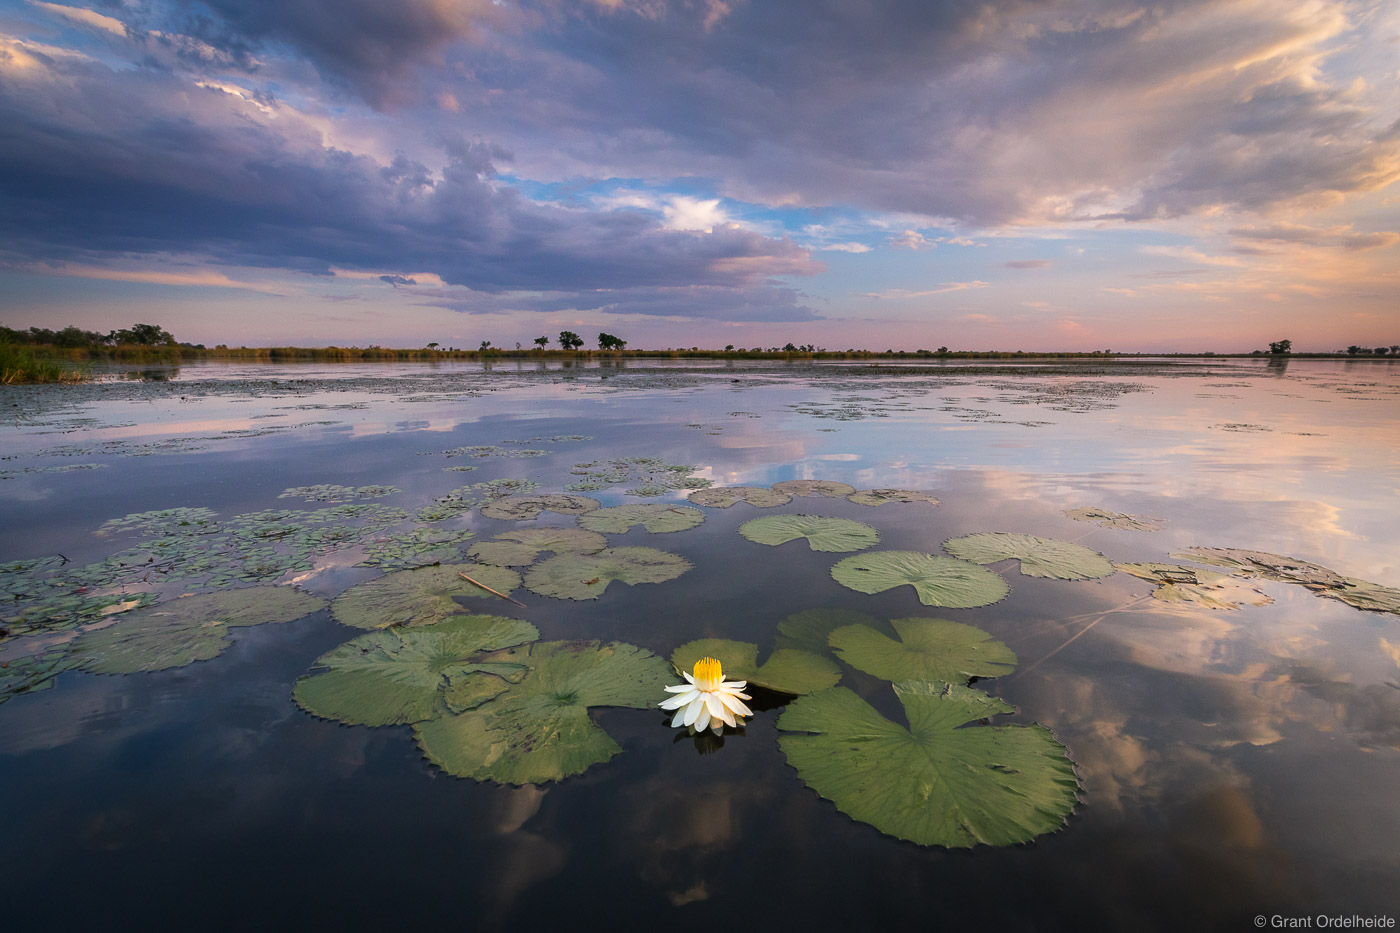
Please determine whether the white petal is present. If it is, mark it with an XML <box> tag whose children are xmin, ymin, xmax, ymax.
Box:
<box><xmin>721</xmin><ymin>679</ymin><xmax>747</xmax><ymax>691</ymax></box>
<box><xmin>711</xmin><ymin>722</ymin><xmax>723</xmax><ymax>736</ymax></box>
<box><xmin>706</xmin><ymin>693</ymin><xmax>736</xmax><ymax>728</ymax></box>
<box><xmin>682</xmin><ymin>696</ymin><xmax>705</xmax><ymax>727</ymax></box>
<box><xmin>682</xmin><ymin>671</ymin><xmax>696</xmax><ymax>685</ymax></box>
<box><xmin>718</xmin><ymin>693</ymin><xmax>752</xmax><ymax>718</ymax></box>
<box><xmin>694</xmin><ymin>705</ymin><xmax>711</xmax><ymax>732</ymax></box>
<box><xmin>663</xmin><ymin>684</ymin><xmax>693</xmax><ymax>693</ymax></box>
<box><xmin>659</xmin><ymin>693</ymin><xmax>692</xmax><ymax>710</ymax></box>
<box><xmin>670</xmin><ymin>708</ymin><xmax>688</xmax><ymax>728</ymax></box>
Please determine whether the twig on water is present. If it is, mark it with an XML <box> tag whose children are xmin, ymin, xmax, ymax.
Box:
<box><xmin>1011</xmin><ymin>594</ymin><xmax>1151</xmax><ymax>679</ymax></box>
<box><xmin>458</xmin><ymin>571</ymin><xmax>526</xmax><ymax>608</ymax></box>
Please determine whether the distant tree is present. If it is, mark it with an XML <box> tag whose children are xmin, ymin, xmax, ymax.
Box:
<box><xmin>108</xmin><ymin>323</ymin><xmax>176</xmax><ymax>346</ymax></box>
<box><xmin>724</xmin><ymin>344</ymin><xmax>734</xmax><ymax>352</ymax></box>
<box><xmin>597</xmin><ymin>332</ymin><xmax>627</xmax><ymax>350</ymax></box>
<box><xmin>515</xmin><ymin>342</ymin><xmax>522</xmax><ymax>350</ymax></box>
<box><xmin>534</xmin><ymin>336</ymin><xmax>549</xmax><ymax>349</ymax></box>
<box><xmin>783</xmin><ymin>342</ymin><xmax>798</xmax><ymax>352</ymax></box>
<box><xmin>479</xmin><ymin>340</ymin><xmax>492</xmax><ymax>351</ymax></box>
<box><xmin>54</xmin><ymin>325</ymin><xmax>105</xmax><ymax>348</ymax></box>
<box><xmin>558</xmin><ymin>330</ymin><xmax>584</xmax><ymax>351</ymax></box>
<box><xmin>937</xmin><ymin>346</ymin><xmax>948</xmax><ymax>354</ymax></box>
<box><xmin>1346</xmin><ymin>345</ymin><xmax>1363</xmax><ymax>356</ymax></box>
<box><xmin>1374</xmin><ymin>347</ymin><xmax>1388</xmax><ymax>355</ymax></box>
<box><xmin>1391</xmin><ymin>345</ymin><xmax>1400</xmax><ymax>355</ymax></box>
<box><xmin>1268</xmin><ymin>339</ymin><xmax>1292</xmax><ymax>355</ymax></box>
<box><xmin>427</xmin><ymin>342</ymin><xmax>439</xmax><ymax>349</ymax></box>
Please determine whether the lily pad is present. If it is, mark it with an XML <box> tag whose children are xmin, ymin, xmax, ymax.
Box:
<box><xmin>331</xmin><ymin>564</ymin><xmax>523</xmax><ymax>630</ymax></box>
<box><xmin>671</xmin><ymin>638</ymin><xmax>841</xmax><ymax>695</ymax></box>
<box><xmin>944</xmin><ymin>533</ymin><xmax>1114</xmax><ymax>580</ymax></box>
<box><xmin>776</xmin><ymin>608</ymin><xmax>881</xmax><ymax>655</ymax></box>
<box><xmin>776</xmin><ymin>681</ymin><xmax>1079</xmax><ymax>847</ymax></box>
<box><xmin>739</xmin><ymin>514</ymin><xmax>879</xmax><ymax>553</ymax></box>
<box><xmin>1062</xmin><ymin>506</ymin><xmax>1163</xmax><ymax>531</ymax></box>
<box><xmin>71</xmin><ymin>587</ymin><xmax>324</xmax><ymax>674</ymax></box>
<box><xmin>1173</xmin><ymin>547</ymin><xmax>1400</xmax><ymax>615</ymax></box>
<box><xmin>1117</xmin><ymin>562</ymin><xmax>1273</xmax><ymax>610</ymax></box>
<box><xmin>414</xmin><ymin>640</ymin><xmax>672</xmax><ymax>784</ymax></box>
<box><xmin>479</xmin><ymin>494</ymin><xmax>600</xmax><ymax>521</ymax></box>
<box><xmin>524</xmin><ymin>547</ymin><xmax>691</xmax><ymax>600</ymax></box>
<box><xmin>847</xmin><ymin>489</ymin><xmax>941</xmax><ymax>508</ymax></box>
<box><xmin>828</xmin><ymin>618</ymin><xmax>1017</xmax><ymax>682</ymax></box>
<box><xmin>831</xmin><ymin>551</ymin><xmax>1009</xmax><ymax>608</ymax></box>
<box><xmin>294</xmin><ymin>614</ymin><xmax>539</xmax><ymax>726</ymax></box>
<box><xmin>578</xmin><ymin>504</ymin><xmax>706</xmax><ymax>534</ymax></box>
<box><xmin>468</xmin><ymin>528</ymin><xmax>609</xmax><ymax>567</ymax></box>
<box><xmin>0</xmin><ymin>649</ymin><xmax>76</xmax><ymax>704</ymax></box>
<box><xmin>771</xmin><ymin>480</ymin><xmax>857</xmax><ymax>498</ymax></box>
<box><xmin>687</xmin><ymin>486</ymin><xmax>792</xmax><ymax>509</ymax></box>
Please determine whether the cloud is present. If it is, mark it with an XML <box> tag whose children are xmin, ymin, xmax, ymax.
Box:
<box><xmin>889</xmin><ymin>230</ymin><xmax>935</xmax><ymax>250</ymax></box>
<box><xmin>379</xmin><ymin>274</ymin><xmax>417</xmax><ymax>287</ymax></box>
<box><xmin>818</xmin><ymin>242</ymin><xmax>871</xmax><ymax>253</ymax></box>
<box><xmin>1004</xmin><ymin>259</ymin><xmax>1052</xmax><ymax>269</ymax></box>
<box><xmin>861</xmin><ymin>281</ymin><xmax>988</xmax><ymax>299</ymax></box>
<box><xmin>27</xmin><ymin>2</ymin><xmax>127</xmax><ymax>36</ymax></box>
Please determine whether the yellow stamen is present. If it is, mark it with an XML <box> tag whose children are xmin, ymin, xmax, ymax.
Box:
<box><xmin>693</xmin><ymin>656</ymin><xmax>723</xmax><ymax>686</ymax></box>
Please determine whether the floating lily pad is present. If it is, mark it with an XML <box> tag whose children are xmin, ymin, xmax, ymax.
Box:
<box><xmin>70</xmin><ymin>587</ymin><xmax>324</xmax><ymax>674</ymax></box>
<box><xmin>1062</xmin><ymin>506</ymin><xmax>1163</xmax><ymax>531</ymax></box>
<box><xmin>98</xmin><ymin>507</ymin><xmax>221</xmax><ymax>537</ymax></box>
<box><xmin>1173</xmin><ymin>547</ymin><xmax>1400</xmax><ymax>616</ymax></box>
<box><xmin>831</xmin><ymin>551</ymin><xmax>1009</xmax><ymax>608</ymax></box>
<box><xmin>0</xmin><ymin>649</ymin><xmax>76</xmax><ymax>704</ymax></box>
<box><xmin>331</xmin><ymin>564</ymin><xmax>523</xmax><ymax>630</ymax></box>
<box><xmin>468</xmin><ymin>528</ymin><xmax>609</xmax><ymax>566</ymax></box>
<box><xmin>944</xmin><ymin>533</ymin><xmax>1114</xmax><ymax>580</ymax></box>
<box><xmin>847</xmin><ymin>489</ymin><xmax>941</xmax><ymax>508</ymax></box>
<box><xmin>1328</xmin><ymin>578</ymin><xmax>1400</xmax><ymax>615</ymax></box>
<box><xmin>687</xmin><ymin>486</ymin><xmax>792</xmax><ymax>509</ymax></box>
<box><xmin>771</xmin><ymin>480</ymin><xmax>857</xmax><ymax>498</ymax></box>
<box><xmin>524</xmin><ymin>547</ymin><xmax>691</xmax><ymax>600</ymax></box>
<box><xmin>579</xmin><ymin>504</ymin><xmax>706</xmax><ymax>534</ymax></box>
<box><xmin>294</xmin><ymin>614</ymin><xmax>539</xmax><ymax>726</ymax></box>
<box><xmin>739</xmin><ymin>514</ymin><xmax>879</xmax><ymax>553</ymax></box>
<box><xmin>671</xmin><ymin>639</ymin><xmax>841</xmax><ymax>695</ymax></box>
<box><xmin>414</xmin><ymin>640</ymin><xmax>671</xmax><ymax>784</ymax></box>
<box><xmin>479</xmin><ymin>494</ymin><xmax>600</xmax><ymax>521</ymax></box>
<box><xmin>776</xmin><ymin>681</ymin><xmax>1079</xmax><ymax>847</ymax></box>
<box><xmin>1116</xmin><ymin>562</ymin><xmax>1273</xmax><ymax>610</ymax></box>
<box><xmin>775</xmin><ymin>608</ymin><xmax>881</xmax><ymax>655</ymax></box>
<box><xmin>360</xmin><ymin>527</ymin><xmax>476</xmax><ymax>571</ymax></box>
<box><xmin>828</xmin><ymin>618</ymin><xmax>1017</xmax><ymax>682</ymax></box>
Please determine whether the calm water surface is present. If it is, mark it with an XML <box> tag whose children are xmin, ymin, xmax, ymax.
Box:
<box><xmin>1</xmin><ymin>358</ymin><xmax>1397</xmax><ymax>931</ymax></box>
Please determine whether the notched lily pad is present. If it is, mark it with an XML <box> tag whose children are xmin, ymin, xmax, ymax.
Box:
<box><xmin>944</xmin><ymin>533</ymin><xmax>1114</xmax><ymax>581</ymax></box>
<box><xmin>524</xmin><ymin>547</ymin><xmax>691</xmax><ymax>600</ymax></box>
<box><xmin>331</xmin><ymin>564</ymin><xmax>523</xmax><ymax>630</ymax></box>
<box><xmin>847</xmin><ymin>489</ymin><xmax>941</xmax><ymax>508</ymax></box>
<box><xmin>739</xmin><ymin>514</ymin><xmax>879</xmax><ymax>553</ymax></box>
<box><xmin>771</xmin><ymin>480</ymin><xmax>857</xmax><ymax>498</ymax></box>
<box><xmin>1173</xmin><ymin>547</ymin><xmax>1400</xmax><ymax>615</ymax></box>
<box><xmin>828</xmin><ymin>618</ymin><xmax>1017</xmax><ymax>682</ymax></box>
<box><xmin>1117</xmin><ymin>562</ymin><xmax>1273</xmax><ymax>610</ymax></box>
<box><xmin>468</xmin><ymin>528</ymin><xmax>609</xmax><ymax>567</ymax></box>
<box><xmin>776</xmin><ymin>608</ymin><xmax>881</xmax><ymax>655</ymax></box>
<box><xmin>831</xmin><ymin>551</ymin><xmax>1009</xmax><ymax>608</ymax></box>
<box><xmin>479</xmin><ymin>494</ymin><xmax>600</xmax><ymax>521</ymax></box>
<box><xmin>578</xmin><ymin>504</ymin><xmax>706</xmax><ymax>535</ymax></box>
<box><xmin>1062</xmin><ymin>506</ymin><xmax>1163</xmax><ymax>531</ymax></box>
<box><xmin>294</xmin><ymin>614</ymin><xmax>539</xmax><ymax>726</ymax></box>
<box><xmin>414</xmin><ymin>640</ymin><xmax>671</xmax><ymax>784</ymax></box>
<box><xmin>71</xmin><ymin>587</ymin><xmax>324</xmax><ymax>674</ymax></box>
<box><xmin>671</xmin><ymin>638</ymin><xmax>840</xmax><ymax>695</ymax></box>
<box><xmin>687</xmin><ymin>486</ymin><xmax>791</xmax><ymax>509</ymax></box>
<box><xmin>777</xmin><ymin>681</ymin><xmax>1080</xmax><ymax>847</ymax></box>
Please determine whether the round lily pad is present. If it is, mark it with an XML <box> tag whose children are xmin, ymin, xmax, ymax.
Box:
<box><xmin>468</xmin><ymin>528</ymin><xmax>609</xmax><ymax>567</ymax></box>
<box><xmin>578</xmin><ymin>504</ymin><xmax>706</xmax><ymax>534</ymax></box>
<box><xmin>739</xmin><ymin>514</ymin><xmax>879</xmax><ymax>553</ymax></box>
<box><xmin>1171</xmin><ymin>547</ymin><xmax>1346</xmax><ymax>586</ymax></box>
<box><xmin>524</xmin><ymin>547</ymin><xmax>691</xmax><ymax>600</ymax></box>
<box><xmin>671</xmin><ymin>638</ymin><xmax>840</xmax><ymax>695</ymax></box>
<box><xmin>771</xmin><ymin>480</ymin><xmax>857</xmax><ymax>498</ymax></box>
<box><xmin>828</xmin><ymin>618</ymin><xmax>1017</xmax><ymax>682</ymax></box>
<box><xmin>831</xmin><ymin>551</ymin><xmax>1009</xmax><ymax>608</ymax></box>
<box><xmin>479</xmin><ymin>494</ymin><xmax>600</xmax><ymax>521</ymax></box>
<box><xmin>847</xmin><ymin>489</ymin><xmax>941</xmax><ymax>508</ymax></box>
<box><xmin>331</xmin><ymin>564</ymin><xmax>523</xmax><ymax>630</ymax></box>
<box><xmin>687</xmin><ymin>486</ymin><xmax>792</xmax><ymax>509</ymax></box>
<box><xmin>71</xmin><ymin>587</ymin><xmax>324</xmax><ymax>674</ymax></box>
<box><xmin>777</xmin><ymin>681</ymin><xmax>1080</xmax><ymax>847</ymax></box>
<box><xmin>944</xmin><ymin>533</ymin><xmax>1114</xmax><ymax>580</ymax></box>
<box><xmin>414</xmin><ymin>640</ymin><xmax>672</xmax><ymax>784</ymax></box>
<box><xmin>294</xmin><ymin>614</ymin><xmax>539</xmax><ymax>726</ymax></box>
<box><xmin>1062</xmin><ymin>506</ymin><xmax>1162</xmax><ymax>531</ymax></box>
<box><xmin>776</xmin><ymin>608</ymin><xmax>880</xmax><ymax>655</ymax></box>
<box><xmin>1117</xmin><ymin>562</ymin><xmax>1273</xmax><ymax>610</ymax></box>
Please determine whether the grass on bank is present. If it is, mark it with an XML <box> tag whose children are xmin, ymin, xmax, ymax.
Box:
<box><xmin>0</xmin><ymin>342</ymin><xmax>88</xmax><ymax>384</ymax></box>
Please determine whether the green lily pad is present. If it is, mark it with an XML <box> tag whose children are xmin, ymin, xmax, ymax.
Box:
<box><xmin>414</xmin><ymin>640</ymin><xmax>671</xmax><ymax>784</ymax></box>
<box><xmin>1062</xmin><ymin>506</ymin><xmax>1163</xmax><ymax>531</ymax></box>
<box><xmin>671</xmin><ymin>639</ymin><xmax>841</xmax><ymax>695</ymax></box>
<box><xmin>775</xmin><ymin>608</ymin><xmax>881</xmax><ymax>655</ymax></box>
<box><xmin>831</xmin><ymin>551</ymin><xmax>1009</xmax><ymax>608</ymax></box>
<box><xmin>71</xmin><ymin>587</ymin><xmax>324</xmax><ymax>674</ymax></box>
<box><xmin>294</xmin><ymin>614</ymin><xmax>539</xmax><ymax>726</ymax></box>
<box><xmin>1116</xmin><ymin>562</ymin><xmax>1273</xmax><ymax>610</ymax></box>
<box><xmin>771</xmin><ymin>480</ymin><xmax>857</xmax><ymax>498</ymax></box>
<box><xmin>524</xmin><ymin>547</ymin><xmax>691</xmax><ymax>600</ymax></box>
<box><xmin>578</xmin><ymin>504</ymin><xmax>706</xmax><ymax>534</ymax></box>
<box><xmin>479</xmin><ymin>494</ymin><xmax>600</xmax><ymax>521</ymax></box>
<box><xmin>687</xmin><ymin>486</ymin><xmax>792</xmax><ymax>509</ymax></box>
<box><xmin>331</xmin><ymin>564</ymin><xmax>523</xmax><ymax>630</ymax></box>
<box><xmin>468</xmin><ymin>528</ymin><xmax>609</xmax><ymax>567</ymax></box>
<box><xmin>828</xmin><ymin>618</ymin><xmax>1017</xmax><ymax>682</ymax></box>
<box><xmin>0</xmin><ymin>649</ymin><xmax>76</xmax><ymax>704</ymax></box>
<box><xmin>1329</xmin><ymin>578</ymin><xmax>1400</xmax><ymax>615</ymax></box>
<box><xmin>777</xmin><ymin>681</ymin><xmax>1079</xmax><ymax>847</ymax></box>
<box><xmin>847</xmin><ymin>489</ymin><xmax>941</xmax><ymax>508</ymax></box>
<box><xmin>944</xmin><ymin>533</ymin><xmax>1114</xmax><ymax>580</ymax></box>
<box><xmin>739</xmin><ymin>514</ymin><xmax>879</xmax><ymax>553</ymax></box>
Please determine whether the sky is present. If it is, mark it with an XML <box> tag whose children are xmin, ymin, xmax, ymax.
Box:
<box><xmin>1</xmin><ymin>0</ymin><xmax>1397</xmax><ymax>352</ymax></box>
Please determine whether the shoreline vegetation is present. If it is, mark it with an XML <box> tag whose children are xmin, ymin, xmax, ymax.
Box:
<box><xmin>3</xmin><ymin>322</ymin><xmax>1396</xmax><ymax>384</ymax></box>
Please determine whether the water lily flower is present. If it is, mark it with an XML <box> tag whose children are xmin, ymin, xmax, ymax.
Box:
<box><xmin>660</xmin><ymin>656</ymin><xmax>752</xmax><ymax>735</ymax></box>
